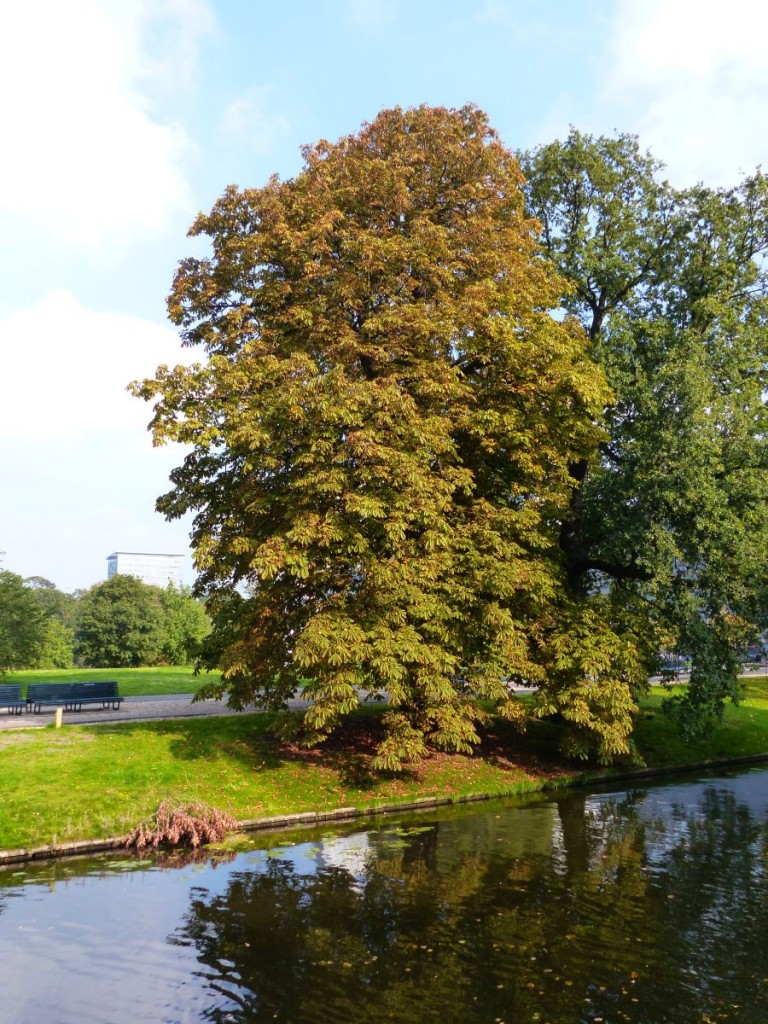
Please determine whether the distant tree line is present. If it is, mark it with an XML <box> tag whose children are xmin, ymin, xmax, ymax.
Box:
<box><xmin>0</xmin><ymin>568</ymin><xmax>211</xmax><ymax>672</ymax></box>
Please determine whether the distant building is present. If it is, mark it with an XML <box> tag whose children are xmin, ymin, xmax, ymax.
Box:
<box><xmin>106</xmin><ymin>551</ymin><xmax>184</xmax><ymax>589</ymax></box>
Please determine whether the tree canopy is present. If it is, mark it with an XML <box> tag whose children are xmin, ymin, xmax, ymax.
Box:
<box><xmin>0</xmin><ymin>569</ymin><xmax>47</xmax><ymax>673</ymax></box>
<box><xmin>24</xmin><ymin>577</ymin><xmax>76</xmax><ymax>669</ymax></box>
<box><xmin>519</xmin><ymin>129</ymin><xmax>768</xmax><ymax>731</ymax></box>
<box><xmin>158</xmin><ymin>584</ymin><xmax>212</xmax><ymax>665</ymax></box>
<box><xmin>136</xmin><ymin>108</ymin><xmax>768</xmax><ymax>763</ymax></box>
<box><xmin>73</xmin><ymin>575</ymin><xmax>210</xmax><ymax>668</ymax></box>
<box><xmin>0</xmin><ymin>559</ymin><xmax>209</xmax><ymax>671</ymax></box>
<box><xmin>135</xmin><ymin>104</ymin><xmax>619</xmax><ymax>766</ymax></box>
<box><xmin>74</xmin><ymin>574</ymin><xmax>167</xmax><ymax>668</ymax></box>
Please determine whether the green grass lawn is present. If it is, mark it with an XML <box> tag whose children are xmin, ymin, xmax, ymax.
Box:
<box><xmin>631</xmin><ymin>681</ymin><xmax>768</xmax><ymax>766</ymax></box>
<box><xmin>5</xmin><ymin>666</ymin><xmax>220</xmax><ymax>697</ymax></box>
<box><xmin>1</xmin><ymin>677</ymin><xmax>767</xmax><ymax>853</ymax></box>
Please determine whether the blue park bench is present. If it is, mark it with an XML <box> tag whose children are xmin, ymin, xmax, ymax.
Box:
<box><xmin>0</xmin><ymin>684</ymin><xmax>26</xmax><ymax>714</ymax></box>
<box><xmin>27</xmin><ymin>682</ymin><xmax>124</xmax><ymax>714</ymax></box>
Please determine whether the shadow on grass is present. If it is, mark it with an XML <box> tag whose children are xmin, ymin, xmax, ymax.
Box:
<box><xmin>85</xmin><ymin>707</ymin><xmax>400</xmax><ymax>790</ymax></box>
<box><xmin>477</xmin><ymin>716</ymin><xmax>583</xmax><ymax>779</ymax></box>
<box><xmin>85</xmin><ymin>704</ymin><xmax>584</xmax><ymax>791</ymax></box>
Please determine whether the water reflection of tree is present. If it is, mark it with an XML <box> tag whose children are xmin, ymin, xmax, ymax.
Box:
<box><xmin>647</xmin><ymin>788</ymin><xmax>768</xmax><ymax>1010</ymax></box>
<box><xmin>170</xmin><ymin>782</ymin><xmax>768</xmax><ymax>1024</ymax></box>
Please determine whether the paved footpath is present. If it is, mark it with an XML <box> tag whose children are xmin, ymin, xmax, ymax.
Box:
<box><xmin>3</xmin><ymin>669</ymin><xmax>765</xmax><ymax>734</ymax></box>
<box><xmin>0</xmin><ymin>693</ymin><xmax>312</xmax><ymax>732</ymax></box>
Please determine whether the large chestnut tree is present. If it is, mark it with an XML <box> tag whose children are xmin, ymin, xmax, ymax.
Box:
<box><xmin>134</xmin><ymin>106</ymin><xmax>631</xmax><ymax>767</ymax></box>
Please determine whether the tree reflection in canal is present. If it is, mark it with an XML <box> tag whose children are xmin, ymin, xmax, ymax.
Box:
<box><xmin>170</xmin><ymin>773</ymin><xmax>768</xmax><ymax>1024</ymax></box>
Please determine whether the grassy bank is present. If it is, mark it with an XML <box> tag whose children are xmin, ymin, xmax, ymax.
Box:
<box><xmin>5</xmin><ymin>666</ymin><xmax>220</xmax><ymax>698</ymax></box>
<box><xmin>2</xmin><ymin>679</ymin><xmax>768</xmax><ymax>852</ymax></box>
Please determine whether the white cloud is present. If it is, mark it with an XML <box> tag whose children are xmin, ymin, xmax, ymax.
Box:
<box><xmin>0</xmin><ymin>289</ymin><xmax>197</xmax><ymax>590</ymax></box>
<box><xmin>0</xmin><ymin>0</ymin><xmax>214</xmax><ymax>249</ymax></box>
<box><xmin>474</xmin><ymin>0</ymin><xmax>509</xmax><ymax>23</ymax></box>
<box><xmin>0</xmin><ymin>289</ymin><xmax>195</xmax><ymax>441</ymax></box>
<box><xmin>219</xmin><ymin>85</ymin><xmax>291</xmax><ymax>154</ymax></box>
<box><xmin>140</xmin><ymin>0</ymin><xmax>217</xmax><ymax>87</ymax></box>
<box><xmin>344</xmin><ymin>0</ymin><xmax>398</xmax><ymax>30</ymax></box>
<box><xmin>0</xmin><ymin>429</ymin><xmax>194</xmax><ymax>592</ymax></box>
<box><xmin>604</xmin><ymin>0</ymin><xmax>768</xmax><ymax>185</ymax></box>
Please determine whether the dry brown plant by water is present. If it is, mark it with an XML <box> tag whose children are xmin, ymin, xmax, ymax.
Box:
<box><xmin>127</xmin><ymin>800</ymin><xmax>237</xmax><ymax>850</ymax></box>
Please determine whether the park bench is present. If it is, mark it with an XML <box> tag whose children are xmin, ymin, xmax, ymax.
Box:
<box><xmin>27</xmin><ymin>682</ymin><xmax>77</xmax><ymax>712</ymax></box>
<box><xmin>0</xmin><ymin>684</ymin><xmax>26</xmax><ymax>714</ymax></box>
<box><xmin>27</xmin><ymin>681</ymin><xmax>124</xmax><ymax>714</ymax></box>
<box><xmin>68</xmin><ymin>681</ymin><xmax>124</xmax><ymax>711</ymax></box>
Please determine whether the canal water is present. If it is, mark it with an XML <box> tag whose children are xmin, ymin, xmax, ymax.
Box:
<box><xmin>1</xmin><ymin>766</ymin><xmax>767</xmax><ymax>1024</ymax></box>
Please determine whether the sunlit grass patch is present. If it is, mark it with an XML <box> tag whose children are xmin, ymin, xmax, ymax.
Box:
<box><xmin>4</xmin><ymin>665</ymin><xmax>220</xmax><ymax>697</ymax></box>
<box><xmin>633</xmin><ymin>680</ymin><xmax>768</xmax><ymax>767</ymax></box>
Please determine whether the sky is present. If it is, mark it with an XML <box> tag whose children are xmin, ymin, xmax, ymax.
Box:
<box><xmin>1</xmin><ymin>0</ymin><xmax>767</xmax><ymax>594</ymax></box>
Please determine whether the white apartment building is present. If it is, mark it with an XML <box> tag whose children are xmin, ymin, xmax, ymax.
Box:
<box><xmin>106</xmin><ymin>552</ymin><xmax>185</xmax><ymax>588</ymax></box>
